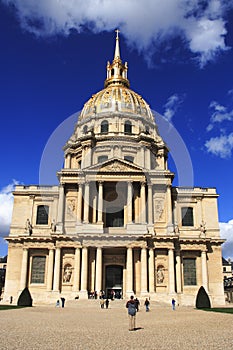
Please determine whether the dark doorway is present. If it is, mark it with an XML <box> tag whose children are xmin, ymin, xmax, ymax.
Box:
<box><xmin>105</xmin><ymin>265</ymin><xmax>123</xmax><ymax>299</ymax></box>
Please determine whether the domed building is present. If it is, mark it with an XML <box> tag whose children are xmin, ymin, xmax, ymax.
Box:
<box><xmin>4</xmin><ymin>32</ymin><xmax>225</xmax><ymax>306</ymax></box>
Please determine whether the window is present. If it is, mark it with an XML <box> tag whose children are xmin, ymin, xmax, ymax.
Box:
<box><xmin>101</xmin><ymin>120</ymin><xmax>109</xmax><ymax>133</ymax></box>
<box><xmin>83</xmin><ymin>125</ymin><xmax>88</xmax><ymax>134</ymax></box>
<box><xmin>124</xmin><ymin>155</ymin><xmax>134</xmax><ymax>163</ymax></box>
<box><xmin>31</xmin><ymin>256</ymin><xmax>46</xmax><ymax>284</ymax></box>
<box><xmin>181</xmin><ymin>207</ymin><xmax>194</xmax><ymax>226</ymax></box>
<box><xmin>124</xmin><ymin>120</ymin><xmax>132</xmax><ymax>134</ymax></box>
<box><xmin>183</xmin><ymin>258</ymin><xmax>197</xmax><ymax>285</ymax></box>
<box><xmin>36</xmin><ymin>205</ymin><xmax>49</xmax><ymax>225</ymax></box>
<box><xmin>98</xmin><ymin>155</ymin><xmax>108</xmax><ymax>163</ymax></box>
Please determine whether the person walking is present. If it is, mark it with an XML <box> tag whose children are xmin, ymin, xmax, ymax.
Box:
<box><xmin>100</xmin><ymin>298</ymin><xmax>105</xmax><ymax>309</ymax></box>
<box><xmin>126</xmin><ymin>295</ymin><xmax>137</xmax><ymax>331</ymax></box>
<box><xmin>144</xmin><ymin>298</ymin><xmax>150</xmax><ymax>312</ymax></box>
<box><xmin>172</xmin><ymin>298</ymin><xmax>176</xmax><ymax>310</ymax></box>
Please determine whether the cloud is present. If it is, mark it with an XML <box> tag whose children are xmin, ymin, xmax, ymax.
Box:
<box><xmin>205</xmin><ymin>133</ymin><xmax>233</xmax><ymax>158</ymax></box>
<box><xmin>220</xmin><ymin>220</ymin><xmax>233</xmax><ymax>260</ymax></box>
<box><xmin>0</xmin><ymin>180</ymin><xmax>19</xmax><ymax>237</ymax></box>
<box><xmin>207</xmin><ymin>100</ymin><xmax>233</xmax><ymax>131</ymax></box>
<box><xmin>2</xmin><ymin>0</ymin><xmax>232</xmax><ymax>67</ymax></box>
<box><xmin>163</xmin><ymin>93</ymin><xmax>185</xmax><ymax>122</ymax></box>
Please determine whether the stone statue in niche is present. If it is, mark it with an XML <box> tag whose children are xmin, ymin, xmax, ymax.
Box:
<box><xmin>156</xmin><ymin>266</ymin><xmax>164</xmax><ymax>284</ymax></box>
<box><xmin>50</xmin><ymin>220</ymin><xmax>56</xmax><ymax>232</ymax></box>
<box><xmin>63</xmin><ymin>265</ymin><xmax>72</xmax><ymax>283</ymax></box>
<box><xmin>25</xmin><ymin>219</ymin><xmax>33</xmax><ymax>235</ymax></box>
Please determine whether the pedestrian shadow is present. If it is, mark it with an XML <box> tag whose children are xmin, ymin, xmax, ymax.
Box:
<box><xmin>134</xmin><ymin>327</ymin><xmax>143</xmax><ymax>331</ymax></box>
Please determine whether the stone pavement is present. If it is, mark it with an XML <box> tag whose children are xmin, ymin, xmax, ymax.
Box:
<box><xmin>0</xmin><ymin>299</ymin><xmax>232</xmax><ymax>349</ymax></box>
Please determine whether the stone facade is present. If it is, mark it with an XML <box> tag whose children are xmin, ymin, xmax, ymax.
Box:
<box><xmin>4</xmin><ymin>33</ymin><xmax>225</xmax><ymax>306</ymax></box>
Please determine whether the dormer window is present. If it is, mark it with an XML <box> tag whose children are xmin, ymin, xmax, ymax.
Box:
<box><xmin>101</xmin><ymin>120</ymin><xmax>109</xmax><ymax>133</ymax></box>
<box><xmin>124</xmin><ymin>120</ymin><xmax>132</xmax><ymax>134</ymax></box>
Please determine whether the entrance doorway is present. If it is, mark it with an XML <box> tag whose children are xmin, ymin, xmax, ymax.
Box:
<box><xmin>105</xmin><ymin>265</ymin><xmax>123</xmax><ymax>299</ymax></box>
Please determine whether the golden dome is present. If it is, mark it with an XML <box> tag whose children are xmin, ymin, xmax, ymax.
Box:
<box><xmin>79</xmin><ymin>85</ymin><xmax>154</xmax><ymax>121</ymax></box>
<box><xmin>79</xmin><ymin>30</ymin><xmax>154</xmax><ymax>122</ymax></box>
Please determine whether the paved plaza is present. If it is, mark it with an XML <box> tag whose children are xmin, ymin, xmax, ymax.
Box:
<box><xmin>0</xmin><ymin>299</ymin><xmax>232</xmax><ymax>349</ymax></box>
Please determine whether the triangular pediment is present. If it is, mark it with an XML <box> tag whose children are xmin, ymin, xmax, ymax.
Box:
<box><xmin>85</xmin><ymin>158</ymin><xmax>143</xmax><ymax>173</ymax></box>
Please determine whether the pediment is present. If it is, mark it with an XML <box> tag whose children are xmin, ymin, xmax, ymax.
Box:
<box><xmin>86</xmin><ymin>158</ymin><xmax>143</xmax><ymax>173</ymax></box>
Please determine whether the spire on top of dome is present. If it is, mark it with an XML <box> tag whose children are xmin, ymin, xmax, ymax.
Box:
<box><xmin>114</xmin><ymin>29</ymin><xmax>121</xmax><ymax>60</ymax></box>
<box><xmin>104</xmin><ymin>30</ymin><xmax>130</xmax><ymax>88</ymax></box>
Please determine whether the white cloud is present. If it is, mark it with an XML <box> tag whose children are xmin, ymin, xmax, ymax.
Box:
<box><xmin>205</xmin><ymin>133</ymin><xmax>233</xmax><ymax>158</ymax></box>
<box><xmin>163</xmin><ymin>93</ymin><xmax>185</xmax><ymax>122</ymax></box>
<box><xmin>207</xmin><ymin>100</ymin><xmax>233</xmax><ymax>131</ymax></box>
<box><xmin>2</xmin><ymin>0</ymin><xmax>232</xmax><ymax>67</ymax></box>
<box><xmin>220</xmin><ymin>220</ymin><xmax>233</xmax><ymax>260</ymax></box>
<box><xmin>0</xmin><ymin>180</ymin><xmax>19</xmax><ymax>237</ymax></box>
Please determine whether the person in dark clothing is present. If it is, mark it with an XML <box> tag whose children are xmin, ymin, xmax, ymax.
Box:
<box><xmin>135</xmin><ymin>297</ymin><xmax>140</xmax><ymax>312</ymax></box>
<box><xmin>105</xmin><ymin>299</ymin><xmax>110</xmax><ymax>309</ymax></box>
<box><xmin>60</xmin><ymin>297</ymin><xmax>65</xmax><ymax>308</ymax></box>
<box><xmin>144</xmin><ymin>298</ymin><xmax>150</xmax><ymax>312</ymax></box>
<box><xmin>126</xmin><ymin>296</ymin><xmax>137</xmax><ymax>331</ymax></box>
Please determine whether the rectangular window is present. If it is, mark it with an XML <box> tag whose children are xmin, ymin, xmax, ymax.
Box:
<box><xmin>36</xmin><ymin>205</ymin><xmax>49</xmax><ymax>225</ymax></box>
<box><xmin>183</xmin><ymin>258</ymin><xmax>197</xmax><ymax>285</ymax></box>
<box><xmin>31</xmin><ymin>256</ymin><xmax>46</xmax><ymax>284</ymax></box>
<box><xmin>181</xmin><ymin>207</ymin><xmax>194</xmax><ymax>226</ymax></box>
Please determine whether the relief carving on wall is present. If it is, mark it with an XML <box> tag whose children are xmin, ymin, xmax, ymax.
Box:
<box><xmin>101</xmin><ymin>161</ymin><xmax>134</xmax><ymax>172</ymax></box>
<box><xmin>156</xmin><ymin>265</ymin><xmax>165</xmax><ymax>284</ymax></box>
<box><xmin>154</xmin><ymin>197</ymin><xmax>165</xmax><ymax>222</ymax></box>
<box><xmin>63</xmin><ymin>264</ymin><xmax>73</xmax><ymax>283</ymax></box>
<box><xmin>66</xmin><ymin>198</ymin><xmax>76</xmax><ymax>219</ymax></box>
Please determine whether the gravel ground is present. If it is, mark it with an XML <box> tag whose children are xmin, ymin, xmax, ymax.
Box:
<box><xmin>0</xmin><ymin>300</ymin><xmax>232</xmax><ymax>350</ymax></box>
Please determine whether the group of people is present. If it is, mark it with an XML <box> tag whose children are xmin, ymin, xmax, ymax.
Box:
<box><xmin>126</xmin><ymin>296</ymin><xmax>176</xmax><ymax>331</ymax></box>
<box><xmin>55</xmin><ymin>297</ymin><xmax>66</xmax><ymax>308</ymax></box>
<box><xmin>100</xmin><ymin>298</ymin><xmax>110</xmax><ymax>309</ymax></box>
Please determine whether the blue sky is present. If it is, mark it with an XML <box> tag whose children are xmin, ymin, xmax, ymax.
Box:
<box><xmin>0</xmin><ymin>0</ymin><xmax>233</xmax><ymax>258</ymax></box>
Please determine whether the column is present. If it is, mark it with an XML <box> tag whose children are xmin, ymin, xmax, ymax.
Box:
<box><xmin>83</xmin><ymin>182</ymin><xmax>90</xmax><ymax>224</ymax></box>
<box><xmin>47</xmin><ymin>248</ymin><xmax>54</xmax><ymax>291</ymax></box>
<box><xmin>57</xmin><ymin>185</ymin><xmax>65</xmax><ymax>226</ymax></box>
<box><xmin>95</xmin><ymin>247</ymin><xmax>102</xmax><ymax>293</ymax></box>
<box><xmin>53</xmin><ymin>247</ymin><xmax>61</xmax><ymax>291</ymax></box>
<box><xmin>77</xmin><ymin>184</ymin><xmax>83</xmax><ymax>223</ymax></box>
<box><xmin>73</xmin><ymin>248</ymin><xmax>81</xmax><ymax>292</ymax></box>
<box><xmin>65</xmin><ymin>153</ymin><xmax>71</xmax><ymax>168</ymax></box>
<box><xmin>168</xmin><ymin>248</ymin><xmax>175</xmax><ymax>294</ymax></box>
<box><xmin>140</xmin><ymin>182</ymin><xmax>146</xmax><ymax>224</ymax></box>
<box><xmin>201</xmin><ymin>250</ymin><xmax>209</xmax><ymax>292</ymax></box>
<box><xmin>141</xmin><ymin>247</ymin><xmax>148</xmax><ymax>294</ymax></box>
<box><xmin>97</xmin><ymin>181</ymin><xmax>103</xmax><ymax>223</ymax></box>
<box><xmin>80</xmin><ymin>247</ymin><xmax>88</xmax><ymax>292</ymax></box>
<box><xmin>126</xmin><ymin>247</ymin><xmax>133</xmax><ymax>295</ymax></box>
<box><xmin>175</xmin><ymin>251</ymin><xmax>182</xmax><ymax>293</ymax></box>
<box><xmin>148</xmin><ymin>248</ymin><xmax>155</xmax><ymax>293</ymax></box>
<box><xmin>20</xmin><ymin>248</ymin><xmax>28</xmax><ymax>290</ymax></box>
<box><xmin>127</xmin><ymin>181</ymin><xmax>133</xmax><ymax>224</ymax></box>
<box><xmin>148</xmin><ymin>183</ymin><xmax>153</xmax><ymax>225</ymax></box>
<box><xmin>92</xmin><ymin>195</ymin><xmax>97</xmax><ymax>223</ymax></box>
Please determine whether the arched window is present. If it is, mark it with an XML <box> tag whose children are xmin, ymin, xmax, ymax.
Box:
<box><xmin>124</xmin><ymin>120</ymin><xmax>132</xmax><ymax>134</ymax></box>
<box><xmin>181</xmin><ymin>207</ymin><xmax>194</xmax><ymax>226</ymax></box>
<box><xmin>101</xmin><ymin>120</ymin><xmax>109</xmax><ymax>133</ymax></box>
<box><xmin>36</xmin><ymin>205</ymin><xmax>49</xmax><ymax>225</ymax></box>
<box><xmin>111</xmin><ymin>68</ymin><xmax>114</xmax><ymax>76</ymax></box>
